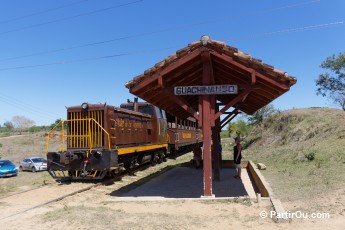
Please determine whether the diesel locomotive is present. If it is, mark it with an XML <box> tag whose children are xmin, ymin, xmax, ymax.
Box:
<box><xmin>46</xmin><ymin>99</ymin><xmax>202</xmax><ymax>181</ymax></box>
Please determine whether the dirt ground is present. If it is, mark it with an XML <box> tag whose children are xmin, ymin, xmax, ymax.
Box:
<box><xmin>1</xmin><ymin>168</ymin><xmax>344</xmax><ymax>230</ymax></box>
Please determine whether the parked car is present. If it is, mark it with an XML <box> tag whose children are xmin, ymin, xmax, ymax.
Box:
<box><xmin>19</xmin><ymin>157</ymin><xmax>47</xmax><ymax>172</ymax></box>
<box><xmin>0</xmin><ymin>160</ymin><xmax>18</xmax><ymax>177</ymax></box>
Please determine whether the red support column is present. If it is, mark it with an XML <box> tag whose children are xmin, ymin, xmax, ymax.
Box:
<box><xmin>212</xmin><ymin>104</ymin><xmax>221</xmax><ymax>181</ymax></box>
<box><xmin>198</xmin><ymin>96</ymin><xmax>203</xmax><ymax>129</ymax></box>
<box><xmin>201</xmin><ymin>50</ymin><xmax>214</xmax><ymax>197</ymax></box>
<box><xmin>202</xmin><ymin>94</ymin><xmax>213</xmax><ymax>197</ymax></box>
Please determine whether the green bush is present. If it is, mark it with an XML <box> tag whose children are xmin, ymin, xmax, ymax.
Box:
<box><xmin>227</xmin><ymin>119</ymin><xmax>249</xmax><ymax>138</ymax></box>
<box><xmin>305</xmin><ymin>152</ymin><xmax>316</xmax><ymax>161</ymax></box>
<box><xmin>0</xmin><ymin>143</ymin><xmax>2</xmax><ymax>147</ymax></box>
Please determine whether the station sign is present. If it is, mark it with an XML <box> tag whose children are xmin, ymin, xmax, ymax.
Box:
<box><xmin>174</xmin><ymin>85</ymin><xmax>238</xmax><ymax>95</ymax></box>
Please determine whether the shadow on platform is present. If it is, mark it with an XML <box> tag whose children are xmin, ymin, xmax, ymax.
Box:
<box><xmin>110</xmin><ymin>166</ymin><xmax>250</xmax><ymax>198</ymax></box>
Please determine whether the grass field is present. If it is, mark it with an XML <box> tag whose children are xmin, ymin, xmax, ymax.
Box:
<box><xmin>0</xmin><ymin>132</ymin><xmax>59</xmax><ymax>195</ymax></box>
<box><xmin>222</xmin><ymin>108</ymin><xmax>345</xmax><ymax>215</ymax></box>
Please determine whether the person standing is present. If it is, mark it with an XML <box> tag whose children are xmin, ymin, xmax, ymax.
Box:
<box><xmin>193</xmin><ymin>143</ymin><xmax>202</xmax><ymax>169</ymax></box>
<box><xmin>233</xmin><ymin>137</ymin><xmax>242</xmax><ymax>179</ymax></box>
<box><xmin>218</xmin><ymin>142</ymin><xmax>223</xmax><ymax>168</ymax></box>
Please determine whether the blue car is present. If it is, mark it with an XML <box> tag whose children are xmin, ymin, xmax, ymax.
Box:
<box><xmin>0</xmin><ymin>160</ymin><xmax>18</xmax><ymax>177</ymax></box>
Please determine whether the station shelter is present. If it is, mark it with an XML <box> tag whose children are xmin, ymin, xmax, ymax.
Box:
<box><xmin>125</xmin><ymin>36</ymin><xmax>297</xmax><ymax>197</ymax></box>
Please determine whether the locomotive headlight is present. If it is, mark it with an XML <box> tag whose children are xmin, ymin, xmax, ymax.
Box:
<box><xmin>81</xmin><ymin>102</ymin><xmax>88</xmax><ymax>110</ymax></box>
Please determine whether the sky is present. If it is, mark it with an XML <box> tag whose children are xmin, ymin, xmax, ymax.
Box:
<box><xmin>0</xmin><ymin>0</ymin><xmax>344</xmax><ymax>126</ymax></box>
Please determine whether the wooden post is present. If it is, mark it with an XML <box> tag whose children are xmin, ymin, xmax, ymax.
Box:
<box><xmin>201</xmin><ymin>50</ymin><xmax>214</xmax><ymax>197</ymax></box>
<box><xmin>202</xmin><ymin>94</ymin><xmax>213</xmax><ymax>197</ymax></box>
<box><xmin>212</xmin><ymin>105</ymin><xmax>221</xmax><ymax>181</ymax></box>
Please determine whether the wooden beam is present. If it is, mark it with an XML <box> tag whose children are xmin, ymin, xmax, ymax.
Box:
<box><xmin>220</xmin><ymin>113</ymin><xmax>233</xmax><ymax>127</ymax></box>
<box><xmin>130</xmin><ymin>50</ymin><xmax>202</xmax><ymax>95</ymax></box>
<box><xmin>220</xmin><ymin>105</ymin><xmax>241</xmax><ymax>127</ymax></box>
<box><xmin>211</xmin><ymin>51</ymin><xmax>290</xmax><ymax>91</ymax></box>
<box><xmin>251</xmin><ymin>70</ymin><xmax>256</xmax><ymax>84</ymax></box>
<box><xmin>161</xmin><ymin>89</ymin><xmax>199</xmax><ymax>121</ymax></box>
<box><xmin>158</xmin><ymin>74</ymin><xmax>164</xmax><ymax>88</ymax></box>
<box><xmin>217</xmin><ymin>66</ymin><xmax>282</xmax><ymax>97</ymax></box>
<box><xmin>221</xmin><ymin>112</ymin><xmax>239</xmax><ymax>129</ymax></box>
<box><xmin>165</xmin><ymin>61</ymin><xmax>202</xmax><ymax>85</ymax></box>
<box><xmin>214</xmin><ymin>88</ymin><xmax>252</xmax><ymax>120</ymax></box>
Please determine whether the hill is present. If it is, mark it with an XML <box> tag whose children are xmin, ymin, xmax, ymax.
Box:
<box><xmin>241</xmin><ymin>107</ymin><xmax>345</xmax><ymax>214</ymax></box>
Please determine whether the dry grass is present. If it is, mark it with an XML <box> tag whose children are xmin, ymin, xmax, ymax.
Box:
<box><xmin>0</xmin><ymin>132</ymin><xmax>61</xmax><ymax>163</ymax></box>
<box><xmin>41</xmin><ymin>200</ymin><xmax>271</xmax><ymax>230</ymax></box>
<box><xmin>226</xmin><ymin>108</ymin><xmax>345</xmax><ymax>213</ymax></box>
<box><xmin>0</xmin><ymin>132</ymin><xmax>59</xmax><ymax>196</ymax></box>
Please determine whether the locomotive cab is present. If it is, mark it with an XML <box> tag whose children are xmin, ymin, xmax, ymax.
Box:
<box><xmin>120</xmin><ymin>100</ymin><xmax>168</xmax><ymax>146</ymax></box>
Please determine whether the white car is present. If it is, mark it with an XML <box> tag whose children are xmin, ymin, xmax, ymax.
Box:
<box><xmin>19</xmin><ymin>157</ymin><xmax>47</xmax><ymax>172</ymax></box>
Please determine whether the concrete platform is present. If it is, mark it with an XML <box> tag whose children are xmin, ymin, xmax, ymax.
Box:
<box><xmin>117</xmin><ymin>166</ymin><xmax>257</xmax><ymax>198</ymax></box>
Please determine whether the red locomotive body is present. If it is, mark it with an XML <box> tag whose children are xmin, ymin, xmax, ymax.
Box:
<box><xmin>46</xmin><ymin>100</ymin><xmax>201</xmax><ymax>181</ymax></box>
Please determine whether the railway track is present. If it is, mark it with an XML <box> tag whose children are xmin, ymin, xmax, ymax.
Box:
<box><xmin>0</xmin><ymin>162</ymin><xmax>162</xmax><ymax>221</ymax></box>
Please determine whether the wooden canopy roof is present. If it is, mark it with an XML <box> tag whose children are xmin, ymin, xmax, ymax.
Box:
<box><xmin>125</xmin><ymin>36</ymin><xmax>297</xmax><ymax>120</ymax></box>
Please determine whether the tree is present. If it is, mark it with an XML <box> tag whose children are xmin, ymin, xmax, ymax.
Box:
<box><xmin>11</xmin><ymin>116</ymin><xmax>35</xmax><ymax>134</ymax></box>
<box><xmin>50</xmin><ymin>119</ymin><xmax>62</xmax><ymax>130</ymax></box>
<box><xmin>227</xmin><ymin>119</ymin><xmax>249</xmax><ymax>138</ymax></box>
<box><xmin>247</xmin><ymin>104</ymin><xmax>277</xmax><ymax>125</ymax></box>
<box><xmin>3</xmin><ymin>121</ymin><xmax>14</xmax><ymax>130</ymax></box>
<box><xmin>316</xmin><ymin>52</ymin><xmax>345</xmax><ymax>111</ymax></box>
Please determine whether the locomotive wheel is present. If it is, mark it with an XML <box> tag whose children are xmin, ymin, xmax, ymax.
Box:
<box><xmin>151</xmin><ymin>160</ymin><xmax>156</xmax><ymax>166</ymax></box>
<box><xmin>107</xmin><ymin>169</ymin><xmax>119</xmax><ymax>178</ymax></box>
<box><xmin>160</xmin><ymin>152</ymin><xmax>166</xmax><ymax>163</ymax></box>
<box><xmin>151</xmin><ymin>154</ymin><xmax>159</xmax><ymax>166</ymax></box>
<box><xmin>125</xmin><ymin>159</ymin><xmax>138</xmax><ymax>175</ymax></box>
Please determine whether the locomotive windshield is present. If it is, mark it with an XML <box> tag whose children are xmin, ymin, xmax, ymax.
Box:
<box><xmin>155</xmin><ymin>107</ymin><xmax>166</xmax><ymax>119</ymax></box>
<box><xmin>138</xmin><ymin>105</ymin><xmax>155</xmax><ymax>117</ymax></box>
<box><xmin>121</xmin><ymin>105</ymin><xmax>134</xmax><ymax>111</ymax></box>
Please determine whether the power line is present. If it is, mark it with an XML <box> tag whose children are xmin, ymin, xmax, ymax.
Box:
<box><xmin>0</xmin><ymin>0</ymin><xmax>321</xmax><ymax>63</ymax></box>
<box><xmin>263</xmin><ymin>21</ymin><xmax>344</xmax><ymax>36</ymax></box>
<box><xmin>0</xmin><ymin>27</ymin><xmax>178</xmax><ymax>62</ymax></box>
<box><xmin>0</xmin><ymin>47</ymin><xmax>175</xmax><ymax>71</ymax></box>
<box><xmin>258</xmin><ymin>0</ymin><xmax>321</xmax><ymax>14</ymax></box>
<box><xmin>0</xmin><ymin>54</ymin><xmax>127</xmax><ymax>71</ymax></box>
<box><xmin>0</xmin><ymin>0</ymin><xmax>90</xmax><ymax>24</ymax></box>
<box><xmin>0</xmin><ymin>0</ymin><xmax>144</xmax><ymax>36</ymax></box>
<box><xmin>0</xmin><ymin>20</ymin><xmax>343</xmax><ymax>72</ymax></box>
<box><xmin>233</xmin><ymin>21</ymin><xmax>344</xmax><ymax>41</ymax></box>
<box><xmin>0</xmin><ymin>94</ymin><xmax>60</xmax><ymax>121</ymax></box>
<box><xmin>0</xmin><ymin>34</ymin><xmax>149</xmax><ymax>62</ymax></box>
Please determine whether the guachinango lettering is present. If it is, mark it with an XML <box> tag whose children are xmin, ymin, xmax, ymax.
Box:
<box><xmin>174</xmin><ymin>85</ymin><xmax>237</xmax><ymax>95</ymax></box>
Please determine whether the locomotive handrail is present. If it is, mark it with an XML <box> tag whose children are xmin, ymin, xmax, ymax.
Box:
<box><xmin>46</xmin><ymin>118</ymin><xmax>111</xmax><ymax>153</ymax></box>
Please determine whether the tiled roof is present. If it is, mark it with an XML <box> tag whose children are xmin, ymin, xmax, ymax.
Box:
<box><xmin>125</xmin><ymin>36</ymin><xmax>297</xmax><ymax>118</ymax></box>
<box><xmin>125</xmin><ymin>36</ymin><xmax>296</xmax><ymax>89</ymax></box>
